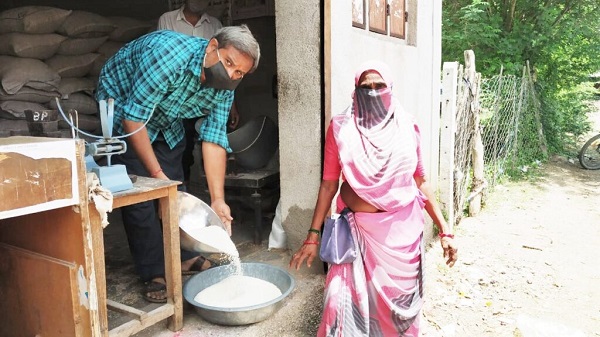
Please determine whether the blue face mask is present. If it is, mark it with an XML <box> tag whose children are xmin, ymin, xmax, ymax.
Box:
<box><xmin>203</xmin><ymin>48</ymin><xmax>241</xmax><ymax>91</ymax></box>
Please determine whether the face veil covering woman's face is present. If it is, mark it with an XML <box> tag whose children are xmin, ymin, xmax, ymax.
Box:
<box><xmin>354</xmin><ymin>85</ymin><xmax>393</xmax><ymax>129</ymax></box>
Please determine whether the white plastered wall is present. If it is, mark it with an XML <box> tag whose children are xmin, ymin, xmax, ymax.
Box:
<box><xmin>328</xmin><ymin>0</ymin><xmax>442</xmax><ymax>239</ymax></box>
<box><xmin>276</xmin><ymin>0</ymin><xmax>442</xmax><ymax>272</ymax></box>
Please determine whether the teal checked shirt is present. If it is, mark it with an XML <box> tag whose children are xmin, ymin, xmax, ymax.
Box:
<box><xmin>96</xmin><ymin>30</ymin><xmax>234</xmax><ymax>152</ymax></box>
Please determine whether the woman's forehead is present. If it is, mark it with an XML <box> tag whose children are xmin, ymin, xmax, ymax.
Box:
<box><xmin>358</xmin><ymin>71</ymin><xmax>385</xmax><ymax>85</ymax></box>
<box><xmin>354</xmin><ymin>60</ymin><xmax>392</xmax><ymax>86</ymax></box>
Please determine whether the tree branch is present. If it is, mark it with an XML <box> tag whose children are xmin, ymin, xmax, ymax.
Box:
<box><xmin>552</xmin><ymin>0</ymin><xmax>575</xmax><ymax>27</ymax></box>
<box><xmin>506</xmin><ymin>0</ymin><xmax>516</xmax><ymax>32</ymax></box>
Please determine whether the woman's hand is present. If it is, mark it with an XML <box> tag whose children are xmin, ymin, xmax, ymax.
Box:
<box><xmin>289</xmin><ymin>236</ymin><xmax>320</xmax><ymax>270</ymax></box>
<box><xmin>290</xmin><ymin>179</ymin><xmax>338</xmax><ymax>271</ymax></box>
<box><xmin>441</xmin><ymin>237</ymin><xmax>458</xmax><ymax>267</ymax></box>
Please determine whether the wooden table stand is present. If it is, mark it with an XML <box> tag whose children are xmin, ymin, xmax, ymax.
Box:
<box><xmin>90</xmin><ymin>177</ymin><xmax>183</xmax><ymax>337</ymax></box>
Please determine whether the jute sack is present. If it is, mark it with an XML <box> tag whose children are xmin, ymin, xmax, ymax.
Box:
<box><xmin>57</xmin><ymin>10</ymin><xmax>115</xmax><ymax>38</ymax></box>
<box><xmin>0</xmin><ymin>100</ymin><xmax>47</xmax><ymax>120</ymax></box>
<box><xmin>88</xmin><ymin>54</ymin><xmax>109</xmax><ymax>77</ymax></box>
<box><xmin>57</xmin><ymin>36</ymin><xmax>108</xmax><ymax>55</ymax></box>
<box><xmin>57</xmin><ymin>77</ymin><xmax>96</xmax><ymax>99</ymax></box>
<box><xmin>0</xmin><ymin>55</ymin><xmax>60</xmax><ymax>94</ymax></box>
<box><xmin>49</xmin><ymin>92</ymin><xmax>99</xmax><ymax>115</ymax></box>
<box><xmin>0</xmin><ymin>6</ymin><xmax>72</xmax><ymax>34</ymax></box>
<box><xmin>0</xmin><ymin>33</ymin><xmax>66</xmax><ymax>59</ymax></box>
<box><xmin>108</xmin><ymin>16</ymin><xmax>151</xmax><ymax>42</ymax></box>
<box><xmin>57</xmin><ymin>112</ymin><xmax>100</xmax><ymax>132</ymax></box>
<box><xmin>45</xmin><ymin>53</ymin><xmax>100</xmax><ymax>78</ymax></box>
<box><xmin>0</xmin><ymin>119</ymin><xmax>29</xmax><ymax>136</ymax></box>
<box><xmin>89</xmin><ymin>41</ymin><xmax>125</xmax><ymax>76</ymax></box>
<box><xmin>0</xmin><ymin>87</ymin><xmax>60</xmax><ymax>104</ymax></box>
<box><xmin>97</xmin><ymin>41</ymin><xmax>125</xmax><ymax>58</ymax></box>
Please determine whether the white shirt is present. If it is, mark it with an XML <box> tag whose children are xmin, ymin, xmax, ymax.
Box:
<box><xmin>157</xmin><ymin>7</ymin><xmax>222</xmax><ymax>39</ymax></box>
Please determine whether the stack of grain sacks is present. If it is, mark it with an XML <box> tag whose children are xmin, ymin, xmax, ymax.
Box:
<box><xmin>0</xmin><ymin>6</ymin><xmax>151</xmax><ymax>139</ymax></box>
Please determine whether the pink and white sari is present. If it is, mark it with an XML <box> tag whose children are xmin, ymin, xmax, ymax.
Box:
<box><xmin>318</xmin><ymin>61</ymin><xmax>426</xmax><ymax>337</ymax></box>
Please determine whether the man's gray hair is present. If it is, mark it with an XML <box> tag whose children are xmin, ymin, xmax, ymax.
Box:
<box><xmin>213</xmin><ymin>24</ymin><xmax>260</xmax><ymax>73</ymax></box>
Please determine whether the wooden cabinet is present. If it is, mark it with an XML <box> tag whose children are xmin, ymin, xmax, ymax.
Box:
<box><xmin>0</xmin><ymin>137</ymin><xmax>183</xmax><ymax>337</ymax></box>
<box><xmin>0</xmin><ymin>137</ymin><xmax>99</xmax><ymax>336</ymax></box>
<box><xmin>0</xmin><ymin>244</ymin><xmax>86</xmax><ymax>336</ymax></box>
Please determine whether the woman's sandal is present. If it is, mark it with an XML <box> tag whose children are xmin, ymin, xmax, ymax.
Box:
<box><xmin>143</xmin><ymin>280</ymin><xmax>167</xmax><ymax>303</ymax></box>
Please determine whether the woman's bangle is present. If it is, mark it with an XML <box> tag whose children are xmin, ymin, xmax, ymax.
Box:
<box><xmin>303</xmin><ymin>240</ymin><xmax>319</xmax><ymax>245</ymax></box>
<box><xmin>150</xmin><ymin>168</ymin><xmax>163</xmax><ymax>178</ymax></box>
<box><xmin>438</xmin><ymin>233</ymin><xmax>454</xmax><ymax>239</ymax></box>
<box><xmin>308</xmin><ymin>228</ymin><xmax>320</xmax><ymax>235</ymax></box>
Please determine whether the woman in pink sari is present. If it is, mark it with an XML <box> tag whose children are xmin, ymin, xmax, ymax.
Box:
<box><xmin>290</xmin><ymin>60</ymin><xmax>458</xmax><ymax>336</ymax></box>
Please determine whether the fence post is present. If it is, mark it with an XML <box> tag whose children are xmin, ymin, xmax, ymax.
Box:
<box><xmin>465</xmin><ymin>50</ymin><xmax>485</xmax><ymax>216</ymax></box>
<box><xmin>489</xmin><ymin>66</ymin><xmax>504</xmax><ymax>186</ymax></box>
<box><xmin>526</xmin><ymin>60</ymin><xmax>548</xmax><ymax>158</ymax></box>
<box><xmin>440</xmin><ymin>62</ymin><xmax>458</xmax><ymax>227</ymax></box>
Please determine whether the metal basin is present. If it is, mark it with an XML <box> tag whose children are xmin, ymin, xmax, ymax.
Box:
<box><xmin>178</xmin><ymin>191</ymin><xmax>230</xmax><ymax>255</ymax></box>
<box><xmin>227</xmin><ymin>115</ymin><xmax>278</xmax><ymax>170</ymax></box>
<box><xmin>183</xmin><ymin>262</ymin><xmax>295</xmax><ymax>326</ymax></box>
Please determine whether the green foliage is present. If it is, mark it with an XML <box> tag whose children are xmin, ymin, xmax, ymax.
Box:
<box><xmin>443</xmin><ymin>0</ymin><xmax>600</xmax><ymax>162</ymax></box>
<box><xmin>538</xmin><ymin>82</ymin><xmax>596</xmax><ymax>154</ymax></box>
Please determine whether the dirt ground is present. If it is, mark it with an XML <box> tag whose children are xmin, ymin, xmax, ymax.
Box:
<box><xmin>419</xmin><ymin>100</ymin><xmax>600</xmax><ymax>337</ymax></box>
<box><xmin>421</xmin><ymin>155</ymin><xmax>600</xmax><ymax>336</ymax></box>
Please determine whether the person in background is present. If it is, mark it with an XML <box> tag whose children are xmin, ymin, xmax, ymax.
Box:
<box><xmin>96</xmin><ymin>26</ymin><xmax>260</xmax><ymax>303</ymax></box>
<box><xmin>289</xmin><ymin>60</ymin><xmax>458</xmax><ymax>336</ymax></box>
<box><xmin>158</xmin><ymin>0</ymin><xmax>240</xmax><ymax>189</ymax></box>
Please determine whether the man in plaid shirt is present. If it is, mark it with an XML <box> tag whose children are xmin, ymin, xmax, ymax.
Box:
<box><xmin>96</xmin><ymin>25</ymin><xmax>260</xmax><ymax>302</ymax></box>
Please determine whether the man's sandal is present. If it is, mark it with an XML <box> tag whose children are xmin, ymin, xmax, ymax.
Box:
<box><xmin>182</xmin><ymin>256</ymin><xmax>218</xmax><ymax>275</ymax></box>
<box><xmin>143</xmin><ymin>280</ymin><xmax>167</xmax><ymax>303</ymax></box>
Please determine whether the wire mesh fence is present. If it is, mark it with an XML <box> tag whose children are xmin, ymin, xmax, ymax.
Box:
<box><xmin>451</xmin><ymin>63</ymin><xmax>548</xmax><ymax>224</ymax></box>
<box><xmin>479</xmin><ymin>67</ymin><xmax>547</xmax><ymax>187</ymax></box>
<box><xmin>479</xmin><ymin>72</ymin><xmax>521</xmax><ymax>187</ymax></box>
<box><xmin>452</xmin><ymin>64</ymin><xmax>475</xmax><ymax>225</ymax></box>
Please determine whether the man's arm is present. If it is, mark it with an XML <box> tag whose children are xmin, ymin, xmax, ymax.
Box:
<box><xmin>123</xmin><ymin>120</ymin><xmax>168</xmax><ymax>180</ymax></box>
<box><xmin>202</xmin><ymin>141</ymin><xmax>233</xmax><ymax>233</ymax></box>
<box><xmin>228</xmin><ymin>100</ymin><xmax>240</xmax><ymax>130</ymax></box>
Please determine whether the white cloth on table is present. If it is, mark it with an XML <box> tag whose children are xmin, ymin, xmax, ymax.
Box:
<box><xmin>87</xmin><ymin>172</ymin><xmax>113</xmax><ymax>228</ymax></box>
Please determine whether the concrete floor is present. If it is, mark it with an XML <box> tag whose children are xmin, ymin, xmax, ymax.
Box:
<box><xmin>104</xmin><ymin>200</ymin><xmax>324</xmax><ymax>337</ymax></box>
